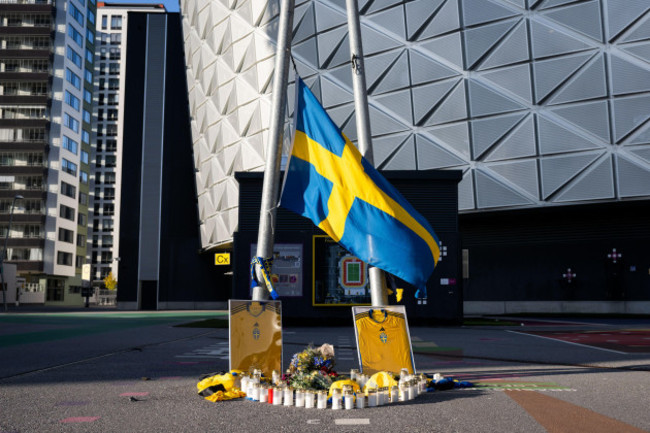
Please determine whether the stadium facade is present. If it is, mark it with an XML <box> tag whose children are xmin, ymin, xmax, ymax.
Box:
<box><xmin>179</xmin><ymin>0</ymin><xmax>650</xmax><ymax>314</ymax></box>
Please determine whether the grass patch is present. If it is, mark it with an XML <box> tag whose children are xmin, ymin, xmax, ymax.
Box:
<box><xmin>463</xmin><ymin>318</ymin><xmax>519</xmax><ymax>326</ymax></box>
<box><xmin>175</xmin><ymin>318</ymin><xmax>229</xmax><ymax>328</ymax></box>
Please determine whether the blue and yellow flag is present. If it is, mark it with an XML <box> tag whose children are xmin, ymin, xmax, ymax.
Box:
<box><xmin>280</xmin><ymin>77</ymin><xmax>440</xmax><ymax>290</ymax></box>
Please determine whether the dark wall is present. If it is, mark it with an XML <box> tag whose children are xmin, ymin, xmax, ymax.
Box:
<box><xmin>117</xmin><ymin>13</ymin><xmax>227</xmax><ymax>307</ymax></box>
<box><xmin>234</xmin><ymin>170</ymin><xmax>463</xmax><ymax>324</ymax></box>
<box><xmin>460</xmin><ymin>200</ymin><xmax>650</xmax><ymax>302</ymax></box>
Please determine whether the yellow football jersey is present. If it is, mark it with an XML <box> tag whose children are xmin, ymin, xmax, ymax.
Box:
<box><xmin>229</xmin><ymin>300</ymin><xmax>282</xmax><ymax>375</ymax></box>
<box><xmin>354</xmin><ymin>308</ymin><xmax>414</xmax><ymax>375</ymax></box>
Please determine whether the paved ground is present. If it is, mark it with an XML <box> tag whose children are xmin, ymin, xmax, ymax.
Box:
<box><xmin>0</xmin><ymin>309</ymin><xmax>649</xmax><ymax>432</ymax></box>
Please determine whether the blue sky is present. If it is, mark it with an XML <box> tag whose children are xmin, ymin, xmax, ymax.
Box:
<box><xmin>109</xmin><ymin>0</ymin><xmax>180</xmax><ymax>13</ymax></box>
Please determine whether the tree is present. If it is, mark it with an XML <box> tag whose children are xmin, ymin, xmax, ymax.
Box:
<box><xmin>104</xmin><ymin>272</ymin><xmax>117</xmax><ymax>291</ymax></box>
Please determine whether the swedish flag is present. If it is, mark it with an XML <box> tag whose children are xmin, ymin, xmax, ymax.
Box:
<box><xmin>280</xmin><ymin>77</ymin><xmax>440</xmax><ymax>290</ymax></box>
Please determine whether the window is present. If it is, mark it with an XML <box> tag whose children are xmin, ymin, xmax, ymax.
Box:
<box><xmin>108</xmin><ymin>78</ymin><xmax>119</xmax><ymax>90</ymax></box>
<box><xmin>63</xmin><ymin>113</ymin><xmax>79</xmax><ymax>133</ymax></box>
<box><xmin>102</xmin><ymin>219</ymin><xmax>114</xmax><ymax>232</ymax></box>
<box><xmin>64</xmin><ymin>91</ymin><xmax>80</xmax><ymax>111</ymax></box>
<box><xmin>68</xmin><ymin>3</ymin><xmax>84</xmax><ymax>26</ymax></box>
<box><xmin>99</xmin><ymin>63</ymin><xmax>106</xmax><ymax>75</ymax></box>
<box><xmin>81</xmin><ymin>150</ymin><xmax>89</xmax><ymax>165</ymax></box>
<box><xmin>106</xmin><ymin>124</ymin><xmax>117</xmax><ymax>136</ymax></box>
<box><xmin>105</xmin><ymin>155</ymin><xmax>116</xmax><ymax>167</ymax></box>
<box><xmin>59</xmin><ymin>204</ymin><xmax>75</xmax><ymax>221</ymax></box>
<box><xmin>86</xmin><ymin>28</ymin><xmax>94</xmax><ymax>45</ymax></box>
<box><xmin>75</xmin><ymin>255</ymin><xmax>85</xmax><ymax>268</ymax></box>
<box><xmin>107</xmin><ymin>109</ymin><xmax>118</xmax><ymax>120</ymax></box>
<box><xmin>23</xmin><ymin>225</ymin><xmax>40</xmax><ymax>238</ymax></box>
<box><xmin>61</xmin><ymin>158</ymin><xmax>77</xmax><ymax>176</ymax></box>
<box><xmin>58</xmin><ymin>227</ymin><xmax>74</xmax><ymax>243</ymax></box>
<box><xmin>110</xmin><ymin>33</ymin><xmax>121</xmax><ymax>44</ymax></box>
<box><xmin>78</xmin><ymin>212</ymin><xmax>87</xmax><ymax>226</ymax></box>
<box><xmin>85</xmin><ymin>48</ymin><xmax>94</xmax><ymax>64</ymax></box>
<box><xmin>104</xmin><ymin>187</ymin><xmax>115</xmax><ymax>199</ymax></box>
<box><xmin>66</xmin><ymin>68</ymin><xmax>81</xmax><ymax>89</ymax></box>
<box><xmin>102</xmin><ymin>235</ymin><xmax>113</xmax><ymax>247</ymax></box>
<box><xmin>79</xmin><ymin>171</ymin><xmax>88</xmax><ymax>184</ymax></box>
<box><xmin>76</xmin><ymin>234</ymin><xmax>86</xmax><ymax>247</ymax></box>
<box><xmin>109</xmin><ymin>47</ymin><xmax>120</xmax><ymax>60</ymax></box>
<box><xmin>82</xmin><ymin>130</ymin><xmax>89</xmax><ymax>144</ymax></box>
<box><xmin>109</xmin><ymin>63</ymin><xmax>119</xmax><ymax>75</ymax></box>
<box><xmin>67</xmin><ymin>46</ymin><xmax>82</xmax><ymax>69</ymax></box>
<box><xmin>97</xmin><ymin>110</ymin><xmax>104</xmax><ymax>121</ymax></box>
<box><xmin>68</xmin><ymin>25</ymin><xmax>83</xmax><ymax>47</ymax></box>
<box><xmin>103</xmin><ymin>203</ymin><xmax>114</xmax><ymax>215</ymax></box>
<box><xmin>57</xmin><ymin>251</ymin><xmax>73</xmax><ymax>266</ymax></box>
<box><xmin>107</xmin><ymin>93</ymin><xmax>118</xmax><ymax>105</ymax></box>
<box><xmin>62</xmin><ymin>135</ymin><xmax>78</xmax><ymax>155</ymax></box>
<box><xmin>61</xmin><ymin>181</ymin><xmax>76</xmax><ymax>198</ymax></box>
<box><xmin>103</xmin><ymin>173</ymin><xmax>115</xmax><ymax>184</ymax></box>
<box><xmin>83</xmin><ymin>89</ymin><xmax>92</xmax><ymax>104</ymax></box>
<box><xmin>85</xmin><ymin>69</ymin><xmax>93</xmax><ymax>84</ymax></box>
<box><xmin>83</xmin><ymin>109</ymin><xmax>91</xmax><ymax>124</ymax></box>
<box><xmin>101</xmin><ymin>15</ymin><xmax>107</xmax><ymax>30</ymax></box>
<box><xmin>106</xmin><ymin>140</ymin><xmax>117</xmax><ymax>151</ymax></box>
<box><xmin>79</xmin><ymin>192</ymin><xmax>88</xmax><ymax>206</ymax></box>
<box><xmin>110</xmin><ymin>15</ymin><xmax>122</xmax><ymax>29</ymax></box>
<box><xmin>101</xmin><ymin>251</ymin><xmax>112</xmax><ymax>264</ymax></box>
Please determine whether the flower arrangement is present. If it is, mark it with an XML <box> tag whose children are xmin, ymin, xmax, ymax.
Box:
<box><xmin>283</xmin><ymin>343</ymin><xmax>338</xmax><ymax>390</ymax></box>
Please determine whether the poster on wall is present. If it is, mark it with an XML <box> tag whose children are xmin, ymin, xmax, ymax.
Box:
<box><xmin>250</xmin><ymin>243</ymin><xmax>303</xmax><ymax>297</ymax></box>
<box><xmin>229</xmin><ymin>299</ymin><xmax>282</xmax><ymax>375</ymax></box>
<box><xmin>312</xmin><ymin>235</ymin><xmax>371</xmax><ymax>306</ymax></box>
<box><xmin>352</xmin><ymin>305</ymin><xmax>415</xmax><ymax>375</ymax></box>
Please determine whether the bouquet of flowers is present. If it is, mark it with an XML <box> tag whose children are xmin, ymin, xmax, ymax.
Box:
<box><xmin>283</xmin><ymin>343</ymin><xmax>338</xmax><ymax>390</ymax></box>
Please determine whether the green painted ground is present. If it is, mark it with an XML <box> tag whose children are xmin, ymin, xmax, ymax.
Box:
<box><xmin>0</xmin><ymin>311</ymin><xmax>226</xmax><ymax>348</ymax></box>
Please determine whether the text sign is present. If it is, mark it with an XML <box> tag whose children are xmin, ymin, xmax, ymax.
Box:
<box><xmin>215</xmin><ymin>253</ymin><xmax>231</xmax><ymax>265</ymax></box>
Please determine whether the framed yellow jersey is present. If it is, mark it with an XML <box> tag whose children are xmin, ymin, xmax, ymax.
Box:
<box><xmin>229</xmin><ymin>300</ymin><xmax>282</xmax><ymax>375</ymax></box>
<box><xmin>352</xmin><ymin>306</ymin><xmax>415</xmax><ymax>375</ymax></box>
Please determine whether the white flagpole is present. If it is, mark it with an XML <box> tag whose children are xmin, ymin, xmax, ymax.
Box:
<box><xmin>253</xmin><ymin>0</ymin><xmax>295</xmax><ymax>301</ymax></box>
<box><xmin>345</xmin><ymin>0</ymin><xmax>388</xmax><ymax>307</ymax></box>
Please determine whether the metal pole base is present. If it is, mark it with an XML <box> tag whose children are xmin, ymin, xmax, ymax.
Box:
<box><xmin>369</xmin><ymin>266</ymin><xmax>388</xmax><ymax>307</ymax></box>
<box><xmin>252</xmin><ymin>285</ymin><xmax>270</xmax><ymax>301</ymax></box>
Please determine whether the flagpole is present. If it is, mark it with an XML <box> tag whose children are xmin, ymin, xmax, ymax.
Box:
<box><xmin>252</xmin><ymin>0</ymin><xmax>295</xmax><ymax>301</ymax></box>
<box><xmin>345</xmin><ymin>0</ymin><xmax>388</xmax><ymax>307</ymax></box>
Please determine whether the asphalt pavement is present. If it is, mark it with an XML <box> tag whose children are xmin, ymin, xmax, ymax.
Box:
<box><xmin>1</xmin><ymin>309</ymin><xmax>649</xmax><ymax>432</ymax></box>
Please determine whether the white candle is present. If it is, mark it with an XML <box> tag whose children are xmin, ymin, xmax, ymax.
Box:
<box><xmin>283</xmin><ymin>388</ymin><xmax>293</xmax><ymax>406</ymax></box>
<box><xmin>304</xmin><ymin>391</ymin><xmax>315</xmax><ymax>408</ymax></box>
<box><xmin>317</xmin><ymin>391</ymin><xmax>327</xmax><ymax>409</ymax></box>
<box><xmin>367</xmin><ymin>389</ymin><xmax>377</xmax><ymax>407</ymax></box>
<box><xmin>331</xmin><ymin>389</ymin><xmax>342</xmax><ymax>410</ymax></box>
<box><xmin>259</xmin><ymin>386</ymin><xmax>268</xmax><ymax>403</ymax></box>
<box><xmin>295</xmin><ymin>390</ymin><xmax>305</xmax><ymax>407</ymax></box>
<box><xmin>344</xmin><ymin>394</ymin><xmax>354</xmax><ymax>410</ymax></box>
<box><xmin>390</xmin><ymin>386</ymin><xmax>398</xmax><ymax>403</ymax></box>
<box><xmin>356</xmin><ymin>393</ymin><xmax>365</xmax><ymax>409</ymax></box>
<box><xmin>272</xmin><ymin>387</ymin><xmax>282</xmax><ymax>405</ymax></box>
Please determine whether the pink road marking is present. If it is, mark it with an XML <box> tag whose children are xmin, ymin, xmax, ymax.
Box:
<box><xmin>120</xmin><ymin>392</ymin><xmax>149</xmax><ymax>397</ymax></box>
<box><xmin>60</xmin><ymin>417</ymin><xmax>100</xmax><ymax>423</ymax></box>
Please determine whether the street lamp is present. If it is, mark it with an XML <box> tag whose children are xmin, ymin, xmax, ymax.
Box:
<box><xmin>1</xmin><ymin>194</ymin><xmax>23</xmax><ymax>312</ymax></box>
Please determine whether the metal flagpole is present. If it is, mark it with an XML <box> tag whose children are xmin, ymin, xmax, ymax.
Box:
<box><xmin>345</xmin><ymin>0</ymin><xmax>388</xmax><ymax>307</ymax></box>
<box><xmin>252</xmin><ymin>0</ymin><xmax>295</xmax><ymax>301</ymax></box>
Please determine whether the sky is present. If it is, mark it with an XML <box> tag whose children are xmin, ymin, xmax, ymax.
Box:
<box><xmin>108</xmin><ymin>0</ymin><xmax>180</xmax><ymax>13</ymax></box>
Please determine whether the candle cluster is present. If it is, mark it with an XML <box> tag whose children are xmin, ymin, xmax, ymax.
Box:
<box><xmin>236</xmin><ymin>367</ymin><xmax>432</xmax><ymax>410</ymax></box>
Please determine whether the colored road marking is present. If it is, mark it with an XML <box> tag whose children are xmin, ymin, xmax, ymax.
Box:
<box><xmin>507</xmin><ymin>331</ymin><xmax>628</xmax><ymax>354</ymax></box>
<box><xmin>120</xmin><ymin>392</ymin><xmax>149</xmax><ymax>397</ymax></box>
<box><xmin>506</xmin><ymin>390</ymin><xmax>646</xmax><ymax>433</ymax></box>
<box><xmin>60</xmin><ymin>417</ymin><xmax>100</xmax><ymax>423</ymax></box>
<box><xmin>473</xmin><ymin>381</ymin><xmax>573</xmax><ymax>391</ymax></box>
<box><xmin>334</xmin><ymin>419</ymin><xmax>370</xmax><ymax>425</ymax></box>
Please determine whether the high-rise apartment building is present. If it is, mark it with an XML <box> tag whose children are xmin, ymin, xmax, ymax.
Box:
<box><xmin>0</xmin><ymin>0</ymin><xmax>96</xmax><ymax>305</ymax></box>
<box><xmin>89</xmin><ymin>2</ymin><xmax>163</xmax><ymax>286</ymax></box>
